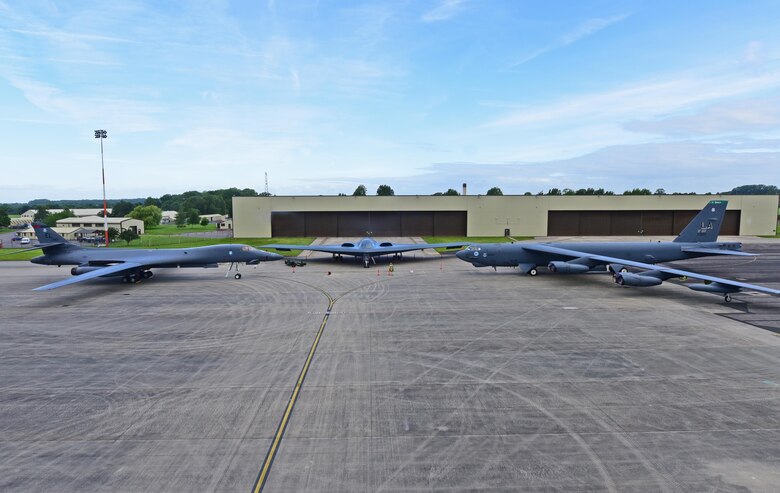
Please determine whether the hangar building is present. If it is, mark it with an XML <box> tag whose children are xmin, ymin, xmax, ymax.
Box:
<box><xmin>233</xmin><ymin>194</ymin><xmax>778</xmax><ymax>238</ymax></box>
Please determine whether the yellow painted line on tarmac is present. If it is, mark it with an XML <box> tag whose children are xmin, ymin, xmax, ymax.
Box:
<box><xmin>251</xmin><ymin>297</ymin><xmax>334</xmax><ymax>493</ymax></box>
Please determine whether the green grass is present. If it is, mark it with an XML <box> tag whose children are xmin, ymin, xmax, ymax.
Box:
<box><xmin>0</xmin><ymin>249</ymin><xmax>40</xmax><ymax>261</ymax></box>
<box><xmin>144</xmin><ymin>223</ymin><xmax>218</xmax><ymax>235</ymax></box>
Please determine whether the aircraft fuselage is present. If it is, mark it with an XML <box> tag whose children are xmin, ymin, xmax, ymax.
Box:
<box><xmin>457</xmin><ymin>241</ymin><xmax>743</xmax><ymax>268</ymax></box>
<box><xmin>31</xmin><ymin>244</ymin><xmax>279</xmax><ymax>268</ymax></box>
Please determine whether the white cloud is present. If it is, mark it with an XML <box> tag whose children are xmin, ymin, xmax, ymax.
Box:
<box><xmin>363</xmin><ymin>138</ymin><xmax>780</xmax><ymax>195</ymax></box>
<box><xmin>485</xmin><ymin>68</ymin><xmax>780</xmax><ymax>130</ymax></box>
<box><xmin>421</xmin><ymin>0</ymin><xmax>467</xmax><ymax>23</ymax></box>
<box><xmin>4</xmin><ymin>27</ymin><xmax>136</xmax><ymax>44</ymax></box>
<box><xmin>624</xmin><ymin>97</ymin><xmax>780</xmax><ymax>137</ymax></box>
<box><xmin>5</xmin><ymin>75</ymin><xmax>163</xmax><ymax>132</ymax></box>
<box><xmin>510</xmin><ymin>14</ymin><xmax>629</xmax><ymax>67</ymax></box>
<box><xmin>744</xmin><ymin>41</ymin><xmax>764</xmax><ymax>63</ymax></box>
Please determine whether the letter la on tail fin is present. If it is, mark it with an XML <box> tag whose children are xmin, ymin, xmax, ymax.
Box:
<box><xmin>673</xmin><ymin>200</ymin><xmax>727</xmax><ymax>243</ymax></box>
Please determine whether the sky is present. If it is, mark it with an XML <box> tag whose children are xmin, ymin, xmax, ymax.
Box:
<box><xmin>1</xmin><ymin>0</ymin><xmax>779</xmax><ymax>202</ymax></box>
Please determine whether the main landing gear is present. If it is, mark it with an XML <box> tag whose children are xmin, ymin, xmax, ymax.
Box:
<box><xmin>122</xmin><ymin>271</ymin><xmax>153</xmax><ymax>283</ymax></box>
<box><xmin>519</xmin><ymin>264</ymin><xmax>538</xmax><ymax>276</ymax></box>
<box><xmin>724</xmin><ymin>294</ymin><xmax>732</xmax><ymax>303</ymax></box>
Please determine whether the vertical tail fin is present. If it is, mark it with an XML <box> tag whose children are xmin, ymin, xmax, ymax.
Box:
<box><xmin>32</xmin><ymin>223</ymin><xmax>77</xmax><ymax>252</ymax></box>
<box><xmin>673</xmin><ymin>200</ymin><xmax>728</xmax><ymax>243</ymax></box>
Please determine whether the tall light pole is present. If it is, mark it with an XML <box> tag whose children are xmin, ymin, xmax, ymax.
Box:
<box><xmin>94</xmin><ymin>129</ymin><xmax>109</xmax><ymax>246</ymax></box>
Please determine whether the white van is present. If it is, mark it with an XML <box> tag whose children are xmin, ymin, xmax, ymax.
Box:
<box><xmin>20</xmin><ymin>237</ymin><xmax>30</xmax><ymax>245</ymax></box>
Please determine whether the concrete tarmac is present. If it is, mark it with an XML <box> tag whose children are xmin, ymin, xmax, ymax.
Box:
<box><xmin>1</xmin><ymin>242</ymin><xmax>779</xmax><ymax>492</ymax></box>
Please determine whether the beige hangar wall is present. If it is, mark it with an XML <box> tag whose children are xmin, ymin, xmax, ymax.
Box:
<box><xmin>233</xmin><ymin>194</ymin><xmax>778</xmax><ymax>238</ymax></box>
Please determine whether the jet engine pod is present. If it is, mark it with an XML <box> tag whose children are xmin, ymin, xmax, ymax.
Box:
<box><xmin>71</xmin><ymin>265</ymin><xmax>105</xmax><ymax>276</ymax></box>
<box><xmin>614</xmin><ymin>272</ymin><xmax>663</xmax><ymax>287</ymax></box>
<box><xmin>547</xmin><ymin>261</ymin><xmax>590</xmax><ymax>274</ymax></box>
<box><xmin>687</xmin><ymin>283</ymin><xmax>740</xmax><ymax>294</ymax></box>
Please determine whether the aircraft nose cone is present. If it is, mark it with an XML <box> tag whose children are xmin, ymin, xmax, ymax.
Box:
<box><xmin>268</xmin><ymin>252</ymin><xmax>284</xmax><ymax>261</ymax></box>
<box><xmin>456</xmin><ymin>249</ymin><xmax>470</xmax><ymax>261</ymax></box>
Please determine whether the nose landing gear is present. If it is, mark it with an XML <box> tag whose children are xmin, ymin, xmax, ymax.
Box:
<box><xmin>226</xmin><ymin>262</ymin><xmax>243</xmax><ymax>279</ymax></box>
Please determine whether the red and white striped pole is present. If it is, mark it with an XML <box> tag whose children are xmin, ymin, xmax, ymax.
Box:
<box><xmin>94</xmin><ymin>130</ymin><xmax>108</xmax><ymax>246</ymax></box>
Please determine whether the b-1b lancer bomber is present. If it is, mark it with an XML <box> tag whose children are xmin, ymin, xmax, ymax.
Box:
<box><xmin>457</xmin><ymin>200</ymin><xmax>780</xmax><ymax>302</ymax></box>
<box><xmin>12</xmin><ymin>224</ymin><xmax>283</xmax><ymax>291</ymax></box>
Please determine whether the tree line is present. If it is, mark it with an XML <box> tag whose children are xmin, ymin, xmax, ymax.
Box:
<box><xmin>2</xmin><ymin>184</ymin><xmax>777</xmax><ymax>230</ymax></box>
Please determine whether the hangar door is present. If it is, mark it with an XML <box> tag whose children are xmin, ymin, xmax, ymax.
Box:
<box><xmin>547</xmin><ymin>210</ymin><xmax>740</xmax><ymax>236</ymax></box>
<box><xmin>272</xmin><ymin>211</ymin><xmax>467</xmax><ymax>237</ymax></box>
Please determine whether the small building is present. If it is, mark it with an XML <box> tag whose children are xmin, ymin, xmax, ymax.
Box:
<box><xmin>56</xmin><ymin>216</ymin><xmax>144</xmax><ymax>235</ymax></box>
<box><xmin>199</xmin><ymin>214</ymin><xmax>226</xmax><ymax>223</ymax></box>
<box><xmin>216</xmin><ymin>218</ymin><xmax>233</xmax><ymax>230</ymax></box>
<box><xmin>18</xmin><ymin>226</ymin><xmax>90</xmax><ymax>240</ymax></box>
<box><xmin>161</xmin><ymin>211</ymin><xmax>178</xmax><ymax>224</ymax></box>
<box><xmin>9</xmin><ymin>217</ymin><xmax>30</xmax><ymax>227</ymax></box>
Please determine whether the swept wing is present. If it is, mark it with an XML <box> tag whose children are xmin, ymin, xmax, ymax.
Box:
<box><xmin>263</xmin><ymin>242</ymin><xmax>467</xmax><ymax>255</ymax></box>
<box><xmin>520</xmin><ymin>243</ymin><xmax>780</xmax><ymax>296</ymax></box>
<box><xmin>34</xmin><ymin>262</ymin><xmax>144</xmax><ymax>291</ymax></box>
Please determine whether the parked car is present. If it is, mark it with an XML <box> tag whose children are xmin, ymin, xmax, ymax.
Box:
<box><xmin>11</xmin><ymin>235</ymin><xmax>22</xmax><ymax>242</ymax></box>
<box><xmin>20</xmin><ymin>237</ymin><xmax>31</xmax><ymax>245</ymax></box>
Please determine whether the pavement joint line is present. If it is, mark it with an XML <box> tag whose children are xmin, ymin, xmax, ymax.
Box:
<box><xmin>249</xmin><ymin>275</ymin><xmax>393</xmax><ymax>492</ymax></box>
<box><xmin>251</xmin><ymin>294</ymin><xmax>334</xmax><ymax>493</ymax></box>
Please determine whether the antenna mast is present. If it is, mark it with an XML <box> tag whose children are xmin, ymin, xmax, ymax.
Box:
<box><xmin>264</xmin><ymin>172</ymin><xmax>269</xmax><ymax>194</ymax></box>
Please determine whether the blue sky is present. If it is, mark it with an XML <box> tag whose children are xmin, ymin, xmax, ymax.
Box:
<box><xmin>1</xmin><ymin>0</ymin><xmax>779</xmax><ymax>202</ymax></box>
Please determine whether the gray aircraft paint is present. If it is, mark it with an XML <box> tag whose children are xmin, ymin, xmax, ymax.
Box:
<box><xmin>264</xmin><ymin>236</ymin><xmax>468</xmax><ymax>267</ymax></box>
<box><xmin>21</xmin><ymin>224</ymin><xmax>283</xmax><ymax>290</ymax></box>
<box><xmin>456</xmin><ymin>200</ymin><xmax>780</xmax><ymax>301</ymax></box>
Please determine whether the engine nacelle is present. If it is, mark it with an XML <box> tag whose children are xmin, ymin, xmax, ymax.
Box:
<box><xmin>547</xmin><ymin>261</ymin><xmax>590</xmax><ymax>274</ymax></box>
<box><xmin>340</xmin><ymin>242</ymin><xmax>355</xmax><ymax>248</ymax></box>
<box><xmin>614</xmin><ymin>272</ymin><xmax>663</xmax><ymax>287</ymax></box>
<box><xmin>688</xmin><ymin>283</ymin><xmax>739</xmax><ymax>294</ymax></box>
<box><xmin>71</xmin><ymin>266</ymin><xmax>104</xmax><ymax>276</ymax></box>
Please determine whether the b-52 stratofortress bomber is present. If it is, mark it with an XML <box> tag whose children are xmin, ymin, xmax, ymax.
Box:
<box><xmin>264</xmin><ymin>236</ymin><xmax>468</xmax><ymax>267</ymax></box>
<box><xmin>457</xmin><ymin>200</ymin><xmax>780</xmax><ymax>302</ymax></box>
<box><xmin>12</xmin><ymin>223</ymin><xmax>283</xmax><ymax>291</ymax></box>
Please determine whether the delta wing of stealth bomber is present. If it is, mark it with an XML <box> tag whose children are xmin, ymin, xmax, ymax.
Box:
<box><xmin>264</xmin><ymin>236</ymin><xmax>468</xmax><ymax>267</ymax></box>
<box><xmin>9</xmin><ymin>223</ymin><xmax>283</xmax><ymax>291</ymax></box>
<box><xmin>456</xmin><ymin>200</ymin><xmax>780</xmax><ymax>302</ymax></box>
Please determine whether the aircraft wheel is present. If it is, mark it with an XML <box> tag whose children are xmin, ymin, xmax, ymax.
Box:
<box><xmin>528</xmin><ymin>268</ymin><xmax>538</xmax><ymax>276</ymax></box>
<box><xmin>234</xmin><ymin>273</ymin><xmax>242</xmax><ymax>279</ymax></box>
<box><xmin>129</xmin><ymin>275</ymin><xmax>138</xmax><ymax>284</ymax></box>
<box><xmin>724</xmin><ymin>294</ymin><xmax>732</xmax><ymax>303</ymax></box>
<box><xmin>620</xmin><ymin>268</ymin><xmax>628</xmax><ymax>273</ymax></box>
<box><xmin>143</xmin><ymin>271</ymin><xmax>153</xmax><ymax>279</ymax></box>
<box><xmin>121</xmin><ymin>276</ymin><xmax>129</xmax><ymax>283</ymax></box>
